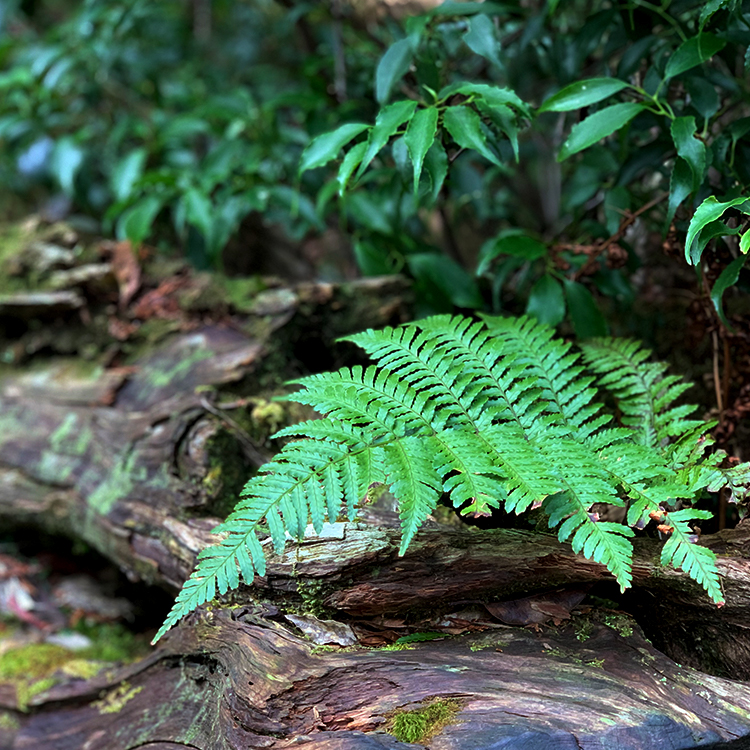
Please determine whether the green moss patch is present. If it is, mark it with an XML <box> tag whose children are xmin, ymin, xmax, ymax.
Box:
<box><xmin>389</xmin><ymin>699</ymin><xmax>461</xmax><ymax>744</ymax></box>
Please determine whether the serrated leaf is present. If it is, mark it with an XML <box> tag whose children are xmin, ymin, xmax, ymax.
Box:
<box><xmin>685</xmin><ymin>195</ymin><xmax>750</xmax><ymax>265</ymax></box>
<box><xmin>337</xmin><ymin>141</ymin><xmax>367</xmax><ymax>196</ymax></box>
<box><xmin>477</xmin><ymin>101</ymin><xmax>519</xmax><ymax>161</ymax></box>
<box><xmin>741</xmin><ymin>230</ymin><xmax>750</xmax><ymax>255</ymax></box>
<box><xmin>300</xmin><ymin>123</ymin><xmax>369</xmax><ymax>174</ymax></box>
<box><xmin>464</xmin><ymin>13</ymin><xmax>502</xmax><ymax>70</ymax></box>
<box><xmin>665</xmin><ymin>33</ymin><xmax>726</xmax><ymax>79</ymax></box>
<box><xmin>700</xmin><ymin>0</ymin><xmax>733</xmax><ymax>29</ymax></box>
<box><xmin>443</xmin><ymin>105</ymin><xmax>503</xmax><ymax>168</ymax></box>
<box><xmin>538</xmin><ymin>78</ymin><xmax>629</xmax><ymax>113</ymax></box>
<box><xmin>404</xmin><ymin>106</ymin><xmax>439</xmax><ymax>194</ymax></box>
<box><xmin>563</xmin><ymin>279</ymin><xmax>607</xmax><ymax>338</ymax></box>
<box><xmin>356</xmin><ymin>99</ymin><xmax>417</xmax><ymax>179</ymax></box>
<box><xmin>558</xmin><ymin>102</ymin><xmax>645</xmax><ymax>161</ymax></box>
<box><xmin>438</xmin><ymin>81</ymin><xmax>531</xmax><ymax>117</ymax></box>
<box><xmin>671</xmin><ymin>116</ymin><xmax>706</xmax><ymax>192</ymax></box>
<box><xmin>711</xmin><ymin>254</ymin><xmax>745</xmax><ymax>329</ymax></box>
<box><xmin>376</xmin><ymin>38</ymin><xmax>414</xmax><ymax>104</ymax></box>
<box><xmin>527</xmin><ymin>275</ymin><xmax>565</xmax><ymax>327</ymax></box>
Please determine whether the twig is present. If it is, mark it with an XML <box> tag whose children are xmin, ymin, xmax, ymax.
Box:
<box><xmin>570</xmin><ymin>192</ymin><xmax>669</xmax><ymax>279</ymax></box>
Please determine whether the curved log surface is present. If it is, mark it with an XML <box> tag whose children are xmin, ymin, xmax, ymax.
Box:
<box><xmin>10</xmin><ymin>606</ymin><xmax>750</xmax><ymax>750</ymax></box>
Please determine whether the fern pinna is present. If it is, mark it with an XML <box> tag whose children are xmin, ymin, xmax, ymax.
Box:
<box><xmin>153</xmin><ymin>314</ymin><xmax>747</xmax><ymax>642</ymax></box>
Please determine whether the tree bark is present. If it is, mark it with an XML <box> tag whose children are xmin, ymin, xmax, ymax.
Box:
<box><xmin>2</xmin><ymin>227</ymin><xmax>750</xmax><ymax>749</ymax></box>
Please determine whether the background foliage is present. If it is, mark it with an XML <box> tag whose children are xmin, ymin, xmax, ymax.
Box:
<box><xmin>2</xmin><ymin>0</ymin><xmax>750</xmax><ymax>416</ymax></box>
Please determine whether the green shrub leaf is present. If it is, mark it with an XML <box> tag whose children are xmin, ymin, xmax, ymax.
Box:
<box><xmin>376</xmin><ymin>38</ymin><xmax>414</xmax><ymax>104</ymax></box>
<box><xmin>443</xmin><ymin>105</ymin><xmax>503</xmax><ymax>167</ymax></box>
<box><xmin>665</xmin><ymin>158</ymin><xmax>694</xmax><ymax>230</ymax></box>
<box><xmin>538</xmin><ymin>78</ymin><xmax>629</xmax><ymax>113</ymax></box>
<box><xmin>50</xmin><ymin>137</ymin><xmax>84</xmax><ymax>196</ymax></box>
<box><xmin>665</xmin><ymin>33</ymin><xmax>726</xmax><ymax>79</ymax></box>
<box><xmin>111</xmin><ymin>148</ymin><xmax>147</xmax><ymax>203</ymax></box>
<box><xmin>404</xmin><ymin>106</ymin><xmax>439</xmax><ymax>194</ymax></box>
<box><xmin>338</xmin><ymin>141</ymin><xmax>367</xmax><ymax>196</ymax></box>
<box><xmin>671</xmin><ymin>116</ymin><xmax>706</xmax><ymax>192</ymax></box>
<box><xmin>117</xmin><ymin>195</ymin><xmax>163</xmax><ymax>245</ymax></box>
<box><xmin>685</xmin><ymin>195</ymin><xmax>750</xmax><ymax>264</ymax></box>
<box><xmin>563</xmin><ymin>279</ymin><xmax>608</xmax><ymax>338</ymax></box>
<box><xmin>558</xmin><ymin>103</ymin><xmax>645</xmax><ymax>161</ymax></box>
<box><xmin>357</xmin><ymin>99</ymin><xmax>418</xmax><ymax>180</ymax></box>
<box><xmin>711</xmin><ymin>254</ymin><xmax>745</xmax><ymax>328</ymax></box>
<box><xmin>527</xmin><ymin>275</ymin><xmax>565</xmax><ymax>326</ymax></box>
<box><xmin>464</xmin><ymin>13</ymin><xmax>502</xmax><ymax>70</ymax></box>
<box><xmin>300</xmin><ymin>123</ymin><xmax>369</xmax><ymax>174</ymax></box>
<box><xmin>424</xmin><ymin>140</ymin><xmax>449</xmax><ymax>203</ymax></box>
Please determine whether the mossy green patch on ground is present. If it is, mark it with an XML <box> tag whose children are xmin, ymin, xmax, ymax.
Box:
<box><xmin>92</xmin><ymin>681</ymin><xmax>143</xmax><ymax>714</ymax></box>
<box><xmin>74</xmin><ymin>621</ymin><xmax>150</xmax><ymax>663</ymax></box>
<box><xmin>0</xmin><ymin>643</ymin><xmax>72</xmax><ymax>681</ymax></box>
<box><xmin>0</xmin><ymin>711</ymin><xmax>20</xmax><ymax>730</ymax></box>
<box><xmin>389</xmin><ymin>699</ymin><xmax>461</xmax><ymax>744</ymax></box>
<box><xmin>0</xmin><ymin>643</ymin><xmax>71</xmax><ymax>711</ymax></box>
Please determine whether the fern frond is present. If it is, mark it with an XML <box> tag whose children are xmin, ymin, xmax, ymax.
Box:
<box><xmin>580</xmin><ymin>338</ymin><xmax>704</xmax><ymax>448</ymax></box>
<box><xmin>481</xmin><ymin>314</ymin><xmax>607</xmax><ymax>437</ymax></box>
<box><xmin>155</xmin><ymin>313</ymin><xmax>740</xmax><ymax>644</ymax></box>
<box><xmin>661</xmin><ymin>509</ymin><xmax>724</xmax><ymax>604</ymax></box>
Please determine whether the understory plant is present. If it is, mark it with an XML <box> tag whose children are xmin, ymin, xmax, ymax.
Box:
<box><xmin>154</xmin><ymin>314</ymin><xmax>749</xmax><ymax>643</ymax></box>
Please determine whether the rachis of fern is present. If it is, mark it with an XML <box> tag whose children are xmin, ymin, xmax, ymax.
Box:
<box><xmin>153</xmin><ymin>314</ymin><xmax>748</xmax><ymax>643</ymax></box>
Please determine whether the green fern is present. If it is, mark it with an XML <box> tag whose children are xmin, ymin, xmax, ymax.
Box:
<box><xmin>153</xmin><ymin>315</ymin><xmax>746</xmax><ymax>643</ymax></box>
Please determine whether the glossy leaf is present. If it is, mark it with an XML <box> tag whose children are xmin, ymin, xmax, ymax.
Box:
<box><xmin>404</xmin><ymin>106</ymin><xmax>439</xmax><ymax>194</ymax></box>
<box><xmin>711</xmin><ymin>254</ymin><xmax>745</xmax><ymax>328</ymax></box>
<box><xmin>356</xmin><ymin>100</ymin><xmax>417</xmax><ymax>179</ymax></box>
<box><xmin>563</xmin><ymin>279</ymin><xmax>607</xmax><ymax>338</ymax></box>
<box><xmin>742</xmin><ymin>230</ymin><xmax>750</xmax><ymax>256</ymax></box>
<box><xmin>338</xmin><ymin>141</ymin><xmax>367</xmax><ymax>195</ymax></box>
<box><xmin>376</xmin><ymin>38</ymin><xmax>413</xmax><ymax>104</ymax></box>
<box><xmin>300</xmin><ymin>123</ymin><xmax>369</xmax><ymax>174</ymax></box>
<box><xmin>464</xmin><ymin>13</ymin><xmax>502</xmax><ymax>70</ymax></box>
<box><xmin>558</xmin><ymin>103</ymin><xmax>645</xmax><ymax>161</ymax></box>
<box><xmin>527</xmin><ymin>275</ymin><xmax>565</xmax><ymax>326</ymax></box>
<box><xmin>111</xmin><ymin>148</ymin><xmax>147</xmax><ymax>202</ymax></box>
<box><xmin>438</xmin><ymin>82</ymin><xmax>531</xmax><ymax>117</ymax></box>
<box><xmin>665</xmin><ymin>158</ymin><xmax>693</xmax><ymax>230</ymax></box>
<box><xmin>671</xmin><ymin>117</ymin><xmax>706</xmax><ymax>192</ymax></box>
<box><xmin>685</xmin><ymin>196</ymin><xmax>750</xmax><ymax>264</ymax></box>
<box><xmin>538</xmin><ymin>78</ymin><xmax>629</xmax><ymax>113</ymax></box>
<box><xmin>443</xmin><ymin>105</ymin><xmax>503</xmax><ymax>168</ymax></box>
<box><xmin>665</xmin><ymin>33</ymin><xmax>726</xmax><ymax>79</ymax></box>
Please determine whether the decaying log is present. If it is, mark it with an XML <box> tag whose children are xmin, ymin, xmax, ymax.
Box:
<box><xmin>9</xmin><ymin>605</ymin><xmax>750</xmax><ymax>749</ymax></box>
<box><xmin>2</xmin><ymin>223</ymin><xmax>750</xmax><ymax>749</ymax></box>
